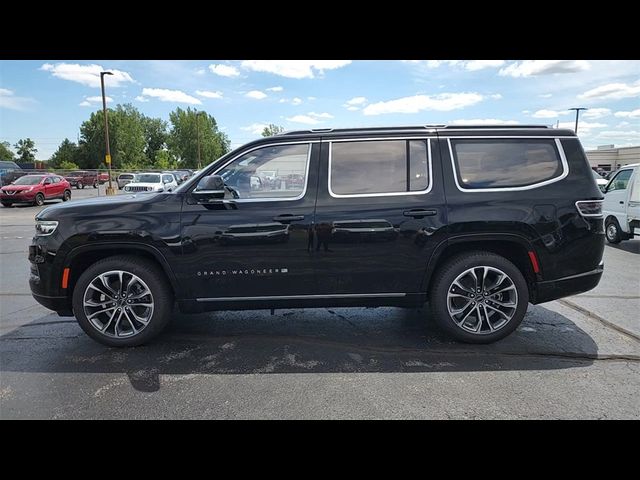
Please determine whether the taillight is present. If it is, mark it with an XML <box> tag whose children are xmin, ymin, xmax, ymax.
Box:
<box><xmin>575</xmin><ymin>200</ymin><xmax>603</xmax><ymax>217</ymax></box>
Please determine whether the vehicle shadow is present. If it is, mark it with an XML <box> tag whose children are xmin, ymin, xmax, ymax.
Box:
<box><xmin>0</xmin><ymin>304</ymin><xmax>599</xmax><ymax>393</ymax></box>
<box><xmin>606</xmin><ymin>239</ymin><xmax>639</xmax><ymax>254</ymax></box>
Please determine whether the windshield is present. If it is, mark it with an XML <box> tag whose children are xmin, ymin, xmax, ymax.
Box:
<box><xmin>0</xmin><ymin>161</ymin><xmax>20</xmax><ymax>170</ymax></box>
<box><xmin>136</xmin><ymin>174</ymin><xmax>161</xmax><ymax>183</ymax></box>
<box><xmin>14</xmin><ymin>176</ymin><xmax>44</xmax><ymax>185</ymax></box>
<box><xmin>592</xmin><ymin>170</ymin><xmax>604</xmax><ymax>179</ymax></box>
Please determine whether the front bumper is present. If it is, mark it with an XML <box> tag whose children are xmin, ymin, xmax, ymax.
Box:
<box><xmin>534</xmin><ymin>262</ymin><xmax>604</xmax><ymax>304</ymax></box>
<box><xmin>1</xmin><ymin>192</ymin><xmax>36</xmax><ymax>202</ymax></box>
<box><xmin>29</xmin><ymin>244</ymin><xmax>73</xmax><ymax>315</ymax></box>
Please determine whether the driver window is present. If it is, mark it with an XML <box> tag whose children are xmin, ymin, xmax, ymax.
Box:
<box><xmin>608</xmin><ymin>169</ymin><xmax>632</xmax><ymax>192</ymax></box>
<box><xmin>44</xmin><ymin>178</ymin><xmax>52</xmax><ymax>185</ymax></box>
<box><xmin>216</xmin><ymin>143</ymin><xmax>310</xmax><ymax>199</ymax></box>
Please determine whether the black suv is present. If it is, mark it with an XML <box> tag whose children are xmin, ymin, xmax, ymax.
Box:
<box><xmin>29</xmin><ymin>125</ymin><xmax>605</xmax><ymax>346</ymax></box>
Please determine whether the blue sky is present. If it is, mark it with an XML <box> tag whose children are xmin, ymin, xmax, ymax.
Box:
<box><xmin>1</xmin><ymin>60</ymin><xmax>639</xmax><ymax>159</ymax></box>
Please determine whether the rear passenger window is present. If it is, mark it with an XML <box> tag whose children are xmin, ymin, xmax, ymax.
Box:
<box><xmin>51</xmin><ymin>177</ymin><xmax>60</xmax><ymax>183</ymax></box>
<box><xmin>450</xmin><ymin>139</ymin><xmax>564</xmax><ymax>189</ymax></box>
<box><xmin>330</xmin><ymin>139</ymin><xmax>430</xmax><ymax>196</ymax></box>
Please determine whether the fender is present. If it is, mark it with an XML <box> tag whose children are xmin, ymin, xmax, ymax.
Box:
<box><xmin>63</xmin><ymin>241</ymin><xmax>183</xmax><ymax>298</ymax></box>
<box><xmin>421</xmin><ymin>232</ymin><xmax>537</xmax><ymax>292</ymax></box>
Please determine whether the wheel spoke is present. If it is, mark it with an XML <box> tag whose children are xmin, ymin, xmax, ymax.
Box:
<box><xmin>485</xmin><ymin>303</ymin><xmax>509</xmax><ymax>319</ymax></box>
<box><xmin>87</xmin><ymin>306</ymin><xmax>116</xmax><ymax>319</ymax></box>
<box><xmin>84</xmin><ymin>298</ymin><xmax>113</xmax><ymax>307</ymax></box>
<box><xmin>87</xmin><ymin>283</ymin><xmax>115</xmax><ymax>300</ymax></box>
<box><xmin>128</xmin><ymin>308</ymin><xmax>149</xmax><ymax>325</ymax></box>
<box><xmin>101</xmin><ymin>308</ymin><xmax>119</xmax><ymax>332</ymax></box>
<box><xmin>491</xmin><ymin>298</ymin><xmax>517</xmax><ymax>308</ymax></box>
<box><xmin>450</xmin><ymin>300</ymin><xmax>472</xmax><ymax>315</ymax></box>
<box><xmin>491</xmin><ymin>283</ymin><xmax>516</xmax><ymax>296</ymax></box>
<box><xmin>482</xmin><ymin>304</ymin><xmax>493</xmax><ymax>331</ymax></box>
<box><xmin>452</xmin><ymin>280</ymin><xmax>475</xmax><ymax>295</ymax></box>
<box><xmin>123</xmin><ymin>310</ymin><xmax>138</xmax><ymax>334</ymax></box>
<box><xmin>99</xmin><ymin>274</ymin><xmax>118</xmax><ymax>296</ymax></box>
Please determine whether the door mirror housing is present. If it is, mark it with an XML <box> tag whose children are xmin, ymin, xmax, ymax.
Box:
<box><xmin>192</xmin><ymin>175</ymin><xmax>226</xmax><ymax>202</ymax></box>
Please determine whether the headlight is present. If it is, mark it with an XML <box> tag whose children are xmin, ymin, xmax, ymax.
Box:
<box><xmin>35</xmin><ymin>220</ymin><xmax>59</xmax><ymax>236</ymax></box>
<box><xmin>124</xmin><ymin>186</ymin><xmax>130</xmax><ymax>191</ymax></box>
<box><xmin>25</xmin><ymin>187</ymin><xmax>34</xmax><ymax>192</ymax></box>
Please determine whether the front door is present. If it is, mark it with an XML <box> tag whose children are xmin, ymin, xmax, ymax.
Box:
<box><xmin>177</xmin><ymin>141</ymin><xmax>319</xmax><ymax>300</ymax></box>
<box><xmin>604</xmin><ymin>168</ymin><xmax>634</xmax><ymax>225</ymax></box>
<box><xmin>313</xmin><ymin>135</ymin><xmax>447</xmax><ymax>294</ymax></box>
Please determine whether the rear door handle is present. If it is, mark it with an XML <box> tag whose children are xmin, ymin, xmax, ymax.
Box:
<box><xmin>273</xmin><ymin>214</ymin><xmax>305</xmax><ymax>222</ymax></box>
<box><xmin>403</xmin><ymin>209</ymin><xmax>437</xmax><ymax>217</ymax></box>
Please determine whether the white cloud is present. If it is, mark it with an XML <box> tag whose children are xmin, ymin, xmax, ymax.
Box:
<box><xmin>579</xmin><ymin>80</ymin><xmax>640</xmax><ymax>100</ymax></box>
<box><xmin>464</xmin><ymin>60</ymin><xmax>506</xmax><ymax>71</ymax></box>
<box><xmin>614</xmin><ymin>109</ymin><xmax>640</xmax><ymax>118</ymax></box>
<box><xmin>596</xmin><ymin>130</ymin><xmax>640</xmax><ymax>139</ymax></box>
<box><xmin>240</xmin><ymin>60</ymin><xmax>351</xmax><ymax>79</ymax></box>
<box><xmin>40</xmin><ymin>63</ymin><xmax>134</xmax><ymax>88</ymax></box>
<box><xmin>135</xmin><ymin>95</ymin><xmax>149</xmax><ymax>102</ymax></box>
<box><xmin>499</xmin><ymin>60</ymin><xmax>590</xmax><ymax>77</ymax></box>
<box><xmin>532</xmin><ymin>109</ymin><xmax>569</xmax><ymax>119</ymax></box>
<box><xmin>557</xmin><ymin>120</ymin><xmax>607</xmax><ymax>134</ymax></box>
<box><xmin>490</xmin><ymin>94</ymin><xmax>503</xmax><ymax>99</ymax></box>
<box><xmin>616</xmin><ymin>121</ymin><xmax>630</xmax><ymax>127</ymax></box>
<box><xmin>286</xmin><ymin>111</ymin><xmax>334</xmax><ymax>125</ymax></box>
<box><xmin>79</xmin><ymin>95</ymin><xmax>112</xmax><ymax>106</ymax></box>
<box><xmin>209</xmin><ymin>64</ymin><xmax>240</xmax><ymax>77</ymax></box>
<box><xmin>266</xmin><ymin>86</ymin><xmax>283</xmax><ymax>92</ymax></box>
<box><xmin>291</xmin><ymin>97</ymin><xmax>302</xmax><ymax>105</ymax></box>
<box><xmin>449</xmin><ymin>119</ymin><xmax>519</xmax><ymax>126</ymax></box>
<box><xmin>0</xmin><ymin>88</ymin><xmax>36</xmax><ymax>110</ymax></box>
<box><xmin>278</xmin><ymin>99</ymin><xmax>287</xmax><ymax>103</ymax></box>
<box><xmin>241</xmin><ymin>123</ymin><xmax>269</xmax><ymax>135</ymax></box>
<box><xmin>195</xmin><ymin>68</ymin><xmax>206</xmax><ymax>75</ymax></box>
<box><xmin>421</xmin><ymin>60</ymin><xmax>503</xmax><ymax>71</ymax></box>
<box><xmin>582</xmin><ymin>108</ymin><xmax>611</xmax><ymax>119</ymax></box>
<box><xmin>344</xmin><ymin>96</ymin><xmax>367</xmax><ymax>106</ymax></box>
<box><xmin>245</xmin><ymin>90</ymin><xmax>267</xmax><ymax>100</ymax></box>
<box><xmin>196</xmin><ymin>90</ymin><xmax>223</xmax><ymax>99</ymax></box>
<box><xmin>307</xmin><ymin>96</ymin><xmax>317</xmax><ymax>101</ymax></box>
<box><xmin>346</xmin><ymin>106</ymin><xmax>359</xmax><ymax>111</ymax></box>
<box><xmin>363</xmin><ymin>92</ymin><xmax>484</xmax><ymax>115</ymax></box>
<box><xmin>140</xmin><ymin>88</ymin><xmax>202</xmax><ymax>104</ymax></box>
<box><xmin>538</xmin><ymin>93</ymin><xmax>553</xmax><ymax>98</ymax></box>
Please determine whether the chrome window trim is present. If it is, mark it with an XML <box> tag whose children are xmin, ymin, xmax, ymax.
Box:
<box><xmin>196</xmin><ymin>293</ymin><xmax>407</xmax><ymax>302</ymax></box>
<box><xmin>446</xmin><ymin>137</ymin><xmax>569</xmax><ymax>193</ymax></box>
<box><xmin>211</xmin><ymin>141</ymin><xmax>315</xmax><ymax>203</ymax></box>
<box><xmin>328</xmin><ymin>137</ymin><xmax>433</xmax><ymax>198</ymax></box>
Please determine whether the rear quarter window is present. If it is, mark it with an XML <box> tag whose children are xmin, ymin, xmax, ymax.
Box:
<box><xmin>450</xmin><ymin>138</ymin><xmax>565</xmax><ymax>190</ymax></box>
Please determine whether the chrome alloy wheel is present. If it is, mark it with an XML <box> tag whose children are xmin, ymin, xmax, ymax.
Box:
<box><xmin>446</xmin><ymin>266</ymin><xmax>518</xmax><ymax>335</ymax></box>
<box><xmin>606</xmin><ymin>223</ymin><xmax>618</xmax><ymax>242</ymax></box>
<box><xmin>83</xmin><ymin>270</ymin><xmax>154</xmax><ymax>338</ymax></box>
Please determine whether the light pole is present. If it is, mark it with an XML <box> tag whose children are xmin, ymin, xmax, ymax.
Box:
<box><xmin>100</xmin><ymin>71</ymin><xmax>116</xmax><ymax>195</ymax></box>
<box><xmin>196</xmin><ymin>111</ymin><xmax>203</xmax><ymax>170</ymax></box>
<box><xmin>569</xmin><ymin>107</ymin><xmax>588</xmax><ymax>134</ymax></box>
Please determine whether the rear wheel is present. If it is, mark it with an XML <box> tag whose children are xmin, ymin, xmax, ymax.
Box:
<box><xmin>429</xmin><ymin>251</ymin><xmax>529</xmax><ymax>344</ymax></box>
<box><xmin>72</xmin><ymin>255</ymin><xmax>174</xmax><ymax>347</ymax></box>
<box><xmin>93</xmin><ymin>181</ymin><xmax>98</xmax><ymax>188</ymax></box>
<box><xmin>34</xmin><ymin>193</ymin><xmax>45</xmax><ymax>206</ymax></box>
<box><xmin>1</xmin><ymin>202</ymin><xmax>13</xmax><ymax>208</ymax></box>
<box><xmin>80</xmin><ymin>183</ymin><xmax>85</xmax><ymax>189</ymax></box>
<box><xmin>605</xmin><ymin>217</ymin><xmax>622</xmax><ymax>244</ymax></box>
<box><xmin>62</xmin><ymin>190</ymin><xmax>71</xmax><ymax>201</ymax></box>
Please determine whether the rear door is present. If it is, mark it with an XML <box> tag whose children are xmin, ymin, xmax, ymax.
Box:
<box><xmin>312</xmin><ymin>134</ymin><xmax>447</xmax><ymax>295</ymax></box>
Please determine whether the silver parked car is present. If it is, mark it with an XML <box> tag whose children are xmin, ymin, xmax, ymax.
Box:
<box><xmin>117</xmin><ymin>173</ymin><xmax>137</xmax><ymax>190</ymax></box>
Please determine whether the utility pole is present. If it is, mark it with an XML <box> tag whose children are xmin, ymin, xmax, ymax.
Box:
<box><xmin>196</xmin><ymin>111</ymin><xmax>202</xmax><ymax>170</ymax></box>
<box><xmin>569</xmin><ymin>107</ymin><xmax>588</xmax><ymax>134</ymax></box>
<box><xmin>100</xmin><ymin>71</ymin><xmax>116</xmax><ymax>195</ymax></box>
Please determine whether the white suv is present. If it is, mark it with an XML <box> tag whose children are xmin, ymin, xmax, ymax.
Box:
<box><xmin>123</xmin><ymin>172</ymin><xmax>178</xmax><ymax>193</ymax></box>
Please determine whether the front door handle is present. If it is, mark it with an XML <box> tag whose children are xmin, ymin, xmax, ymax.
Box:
<box><xmin>273</xmin><ymin>214</ymin><xmax>305</xmax><ymax>222</ymax></box>
<box><xmin>403</xmin><ymin>209</ymin><xmax>437</xmax><ymax>218</ymax></box>
<box><xmin>620</xmin><ymin>201</ymin><xmax>624</xmax><ymax>204</ymax></box>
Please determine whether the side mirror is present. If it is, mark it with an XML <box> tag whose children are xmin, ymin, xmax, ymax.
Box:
<box><xmin>192</xmin><ymin>175</ymin><xmax>226</xmax><ymax>202</ymax></box>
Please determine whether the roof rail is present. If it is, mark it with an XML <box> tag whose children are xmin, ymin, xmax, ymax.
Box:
<box><xmin>443</xmin><ymin>125</ymin><xmax>549</xmax><ymax>129</ymax></box>
<box><xmin>280</xmin><ymin>124</ymin><xmax>551</xmax><ymax>136</ymax></box>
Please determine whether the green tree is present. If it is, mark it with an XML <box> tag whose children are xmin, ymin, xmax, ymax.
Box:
<box><xmin>167</xmin><ymin>108</ymin><xmax>230</xmax><ymax>169</ymax></box>
<box><xmin>261</xmin><ymin>124</ymin><xmax>285</xmax><ymax>137</ymax></box>
<box><xmin>49</xmin><ymin>138</ymin><xmax>79</xmax><ymax>168</ymax></box>
<box><xmin>78</xmin><ymin>104</ymin><xmax>147</xmax><ymax>169</ymax></box>
<box><xmin>153</xmin><ymin>149</ymin><xmax>178</xmax><ymax>170</ymax></box>
<box><xmin>0</xmin><ymin>141</ymin><xmax>15</xmax><ymax>161</ymax></box>
<box><xmin>14</xmin><ymin>138</ymin><xmax>37</xmax><ymax>163</ymax></box>
<box><xmin>143</xmin><ymin>116</ymin><xmax>168</xmax><ymax>163</ymax></box>
<box><xmin>58</xmin><ymin>160</ymin><xmax>79</xmax><ymax>170</ymax></box>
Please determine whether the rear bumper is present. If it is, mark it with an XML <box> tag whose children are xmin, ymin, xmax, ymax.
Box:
<box><xmin>534</xmin><ymin>262</ymin><xmax>604</xmax><ymax>304</ymax></box>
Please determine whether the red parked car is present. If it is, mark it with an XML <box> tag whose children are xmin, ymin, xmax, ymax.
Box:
<box><xmin>64</xmin><ymin>170</ymin><xmax>99</xmax><ymax>189</ymax></box>
<box><xmin>0</xmin><ymin>174</ymin><xmax>72</xmax><ymax>207</ymax></box>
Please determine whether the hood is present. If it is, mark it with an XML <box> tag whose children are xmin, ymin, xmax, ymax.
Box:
<box><xmin>2</xmin><ymin>185</ymin><xmax>37</xmax><ymax>192</ymax></box>
<box><xmin>36</xmin><ymin>192</ymin><xmax>162</xmax><ymax>220</ymax></box>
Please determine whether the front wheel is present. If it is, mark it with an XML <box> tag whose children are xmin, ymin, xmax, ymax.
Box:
<box><xmin>93</xmin><ymin>182</ymin><xmax>98</xmax><ymax>188</ymax></box>
<box><xmin>34</xmin><ymin>193</ymin><xmax>45</xmax><ymax>206</ymax></box>
<box><xmin>605</xmin><ymin>218</ymin><xmax>622</xmax><ymax>244</ymax></box>
<box><xmin>72</xmin><ymin>255</ymin><xmax>174</xmax><ymax>347</ymax></box>
<box><xmin>80</xmin><ymin>183</ymin><xmax>85</xmax><ymax>189</ymax></box>
<box><xmin>429</xmin><ymin>251</ymin><xmax>529</xmax><ymax>344</ymax></box>
<box><xmin>62</xmin><ymin>190</ymin><xmax>71</xmax><ymax>201</ymax></box>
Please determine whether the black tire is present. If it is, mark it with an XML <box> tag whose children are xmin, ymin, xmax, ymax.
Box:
<box><xmin>1</xmin><ymin>202</ymin><xmax>13</xmax><ymax>208</ymax></box>
<box><xmin>34</xmin><ymin>193</ymin><xmax>45</xmax><ymax>206</ymax></box>
<box><xmin>605</xmin><ymin>217</ymin><xmax>622</xmax><ymax>244</ymax></box>
<box><xmin>71</xmin><ymin>255</ymin><xmax>174</xmax><ymax>347</ymax></box>
<box><xmin>80</xmin><ymin>183</ymin><xmax>85</xmax><ymax>189</ymax></box>
<box><xmin>62</xmin><ymin>190</ymin><xmax>71</xmax><ymax>202</ymax></box>
<box><xmin>93</xmin><ymin>182</ymin><xmax>98</xmax><ymax>188</ymax></box>
<box><xmin>429</xmin><ymin>251</ymin><xmax>529</xmax><ymax>344</ymax></box>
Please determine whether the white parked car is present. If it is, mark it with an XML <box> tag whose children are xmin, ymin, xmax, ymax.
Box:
<box><xmin>123</xmin><ymin>172</ymin><xmax>178</xmax><ymax>193</ymax></box>
<box><xmin>117</xmin><ymin>173</ymin><xmax>137</xmax><ymax>189</ymax></box>
<box><xmin>602</xmin><ymin>163</ymin><xmax>640</xmax><ymax>244</ymax></box>
<box><xmin>592</xmin><ymin>170</ymin><xmax>609</xmax><ymax>190</ymax></box>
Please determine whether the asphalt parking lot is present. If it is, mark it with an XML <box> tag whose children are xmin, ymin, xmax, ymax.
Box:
<box><xmin>1</xmin><ymin>190</ymin><xmax>639</xmax><ymax>419</ymax></box>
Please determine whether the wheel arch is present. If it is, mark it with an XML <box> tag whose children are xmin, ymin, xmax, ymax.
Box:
<box><xmin>63</xmin><ymin>243</ymin><xmax>181</xmax><ymax>301</ymax></box>
<box><xmin>423</xmin><ymin>234</ymin><xmax>539</xmax><ymax>302</ymax></box>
